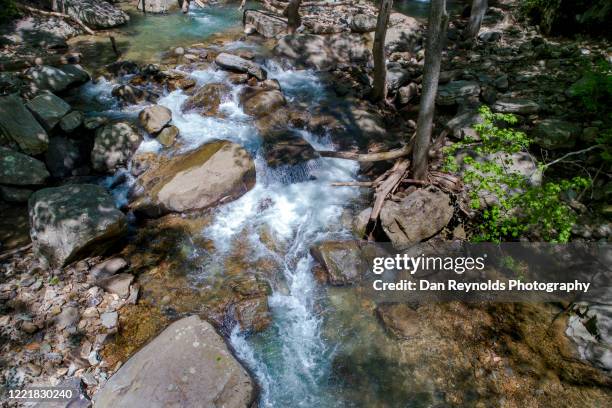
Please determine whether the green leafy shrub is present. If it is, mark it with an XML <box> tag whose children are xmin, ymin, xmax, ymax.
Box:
<box><xmin>445</xmin><ymin>106</ymin><xmax>589</xmax><ymax>243</ymax></box>
<box><xmin>568</xmin><ymin>59</ymin><xmax>612</xmax><ymax>115</ymax></box>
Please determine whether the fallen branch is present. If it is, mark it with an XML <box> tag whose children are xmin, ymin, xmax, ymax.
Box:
<box><xmin>0</xmin><ymin>243</ymin><xmax>33</xmax><ymax>262</ymax></box>
<box><xmin>17</xmin><ymin>5</ymin><xmax>95</xmax><ymax>35</ymax></box>
<box><xmin>541</xmin><ymin>145</ymin><xmax>603</xmax><ymax>170</ymax></box>
<box><xmin>318</xmin><ymin>144</ymin><xmax>412</xmax><ymax>162</ymax></box>
<box><xmin>370</xmin><ymin>159</ymin><xmax>410</xmax><ymax>224</ymax></box>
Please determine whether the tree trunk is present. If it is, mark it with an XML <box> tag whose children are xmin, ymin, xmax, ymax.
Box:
<box><xmin>286</xmin><ymin>0</ymin><xmax>302</xmax><ymax>33</ymax></box>
<box><xmin>465</xmin><ymin>0</ymin><xmax>487</xmax><ymax>40</ymax></box>
<box><xmin>370</xmin><ymin>0</ymin><xmax>393</xmax><ymax>102</ymax></box>
<box><xmin>411</xmin><ymin>0</ymin><xmax>448</xmax><ymax>180</ymax></box>
<box><xmin>182</xmin><ymin>0</ymin><xmax>190</xmax><ymax>13</ymax></box>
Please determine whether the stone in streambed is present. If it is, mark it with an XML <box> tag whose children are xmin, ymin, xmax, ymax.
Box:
<box><xmin>25</xmin><ymin>64</ymin><xmax>89</xmax><ymax>93</ymax></box>
<box><xmin>62</xmin><ymin>0</ymin><xmax>129</xmax><ymax>29</ymax></box>
<box><xmin>157</xmin><ymin>125</ymin><xmax>179</xmax><ymax>147</ymax></box>
<box><xmin>310</xmin><ymin>241</ymin><xmax>369</xmax><ymax>285</ymax></box>
<box><xmin>90</xmin><ymin>257</ymin><xmax>128</xmax><ymax>282</ymax></box>
<box><xmin>181</xmin><ymin>83</ymin><xmax>230</xmax><ymax>117</ymax></box>
<box><xmin>380</xmin><ymin>186</ymin><xmax>453</xmax><ymax>248</ymax></box>
<box><xmin>0</xmin><ymin>147</ymin><xmax>50</xmax><ymax>186</ymax></box>
<box><xmin>93</xmin><ymin>315</ymin><xmax>256</xmax><ymax>408</ymax></box>
<box><xmin>112</xmin><ymin>84</ymin><xmax>158</xmax><ymax>105</ymax></box>
<box><xmin>25</xmin><ymin>93</ymin><xmax>71</xmax><ymax>131</ymax></box>
<box><xmin>97</xmin><ymin>273</ymin><xmax>133</xmax><ymax>298</ymax></box>
<box><xmin>138</xmin><ymin>105</ymin><xmax>172</xmax><ymax>135</ymax></box>
<box><xmin>492</xmin><ymin>98</ymin><xmax>540</xmax><ymax>114</ymax></box>
<box><xmin>44</xmin><ymin>136</ymin><xmax>82</xmax><ymax>178</ymax></box>
<box><xmin>215</xmin><ymin>53</ymin><xmax>266</xmax><ymax>81</ymax></box>
<box><xmin>60</xmin><ymin>110</ymin><xmax>84</xmax><ymax>133</ymax></box>
<box><xmin>261</xmin><ymin>128</ymin><xmax>317</xmax><ymax>168</ymax></box>
<box><xmin>533</xmin><ymin>118</ymin><xmax>579</xmax><ymax>150</ymax></box>
<box><xmin>28</xmin><ymin>184</ymin><xmax>127</xmax><ymax>267</ymax></box>
<box><xmin>131</xmin><ymin>140</ymin><xmax>255</xmax><ymax>216</ymax></box>
<box><xmin>241</xmin><ymin>89</ymin><xmax>286</xmax><ymax>117</ymax></box>
<box><xmin>376</xmin><ymin>303</ymin><xmax>420</xmax><ymax>339</ymax></box>
<box><xmin>91</xmin><ymin>122</ymin><xmax>142</xmax><ymax>173</ymax></box>
<box><xmin>0</xmin><ymin>94</ymin><xmax>49</xmax><ymax>155</ymax></box>
<box><xmin>436</xmin><ymin>80</ymin><xmax>480</xmax><ymax>106</ymax></box>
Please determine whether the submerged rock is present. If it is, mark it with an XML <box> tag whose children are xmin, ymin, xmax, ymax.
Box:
<box><xmin>215</xmin><ymin>53</ymin><xmax>266</xmax><ymax>81</ymax></box>
<box><xmin>112</xmin><ymin>84</ymin><xmax>158</xmax><ymax>105</ymax></box>
<box><xmin>242</xmin><ymin>89</ymin><xmax>286</xmax><ymax>117</ymax></box>
<box><xmin>25</xmin><ymin>93</ymin><xmax>71</xmax><ymax>131</ymax></box>
<box><xmin>380</xmin><ymin>187</ymin><xmax>453</xmax><ymax>248</ymax></box>
<box><xmin>28</xmin><ymin>184</ymin><xmax>127</xmax><ymax>267</ymax></box>
<box><xmin>93</xmin><ymin>315</ymin><xmax>256</xmax><ymax>407</ymax></box>
<box><xmin>0</xmin><ymin>146</ymin><xmax>49</xmax><ymax>186</ymax></box>
<box><xmin>91</xmin><ymin>122</ymin><xmax>142</xmax><ymax>173</ymax></box>
<box><xmin>132</xmin><ymin>140</ymin><xmax>255</xmax><ymax>216</ymax></box>
<box><xmin>0</xmin><ymin>94</ymin><xmax>49</xmax><ymax>155</ymax></box>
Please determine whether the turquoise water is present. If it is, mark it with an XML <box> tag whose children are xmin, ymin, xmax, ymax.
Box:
<box><xmin>393</xmin><ymin>0</ymin><xmax>465</xmax><ymax>19</ymax></box>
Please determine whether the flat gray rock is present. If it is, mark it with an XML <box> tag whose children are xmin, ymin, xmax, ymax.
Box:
<box><xmin>0</xmin><ymin>94</ymin><xmax>49</xmax><ymax>155</ymax></box>
<box><xmin>93</xmin><ymin>315</ymin><xmax>256</xmax><ymax>408</ymax></box>
<box><xmin>215</xmin><ymin>53</ymin><xmax>266</xmax><ymax>81</ymax></box>
<box><xmin>26</xmin><ymin>93</ymin><xmax>71</xmax><ymax>131</ymax></box>
<box><xmin>0</xmin><ymin>146</ymin><xmax>49</xmax><ymax>186</ymax></box>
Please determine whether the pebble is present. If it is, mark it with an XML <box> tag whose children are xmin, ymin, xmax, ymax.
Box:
<box><xmin>21</xmin><ymin>321</ymin><xmax>39</xmax><ymax>334</ymax></box>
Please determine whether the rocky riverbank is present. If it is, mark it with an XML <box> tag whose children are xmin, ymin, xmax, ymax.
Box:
<box><xmin>0</xmin><ymin>1</ymin><xmax>610</xmax><ymax>407</ymax></box>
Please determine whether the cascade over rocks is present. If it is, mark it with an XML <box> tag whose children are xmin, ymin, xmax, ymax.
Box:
<box><xmin>181</xmin><ymin>83</ymin><xmax>231</xmax><ymax>117</ymax></box>
<box><xmin>131</xmin><ymin>140</ymin><xmax>256</xmax><ymax>217</ymax></box>
<box><xmin>28</xmin><ymin>184</ymin><xmax>127</xmax><ymax>267</ymax></box>
<box><xmin>93</xmin><ymin>315</ymin><xmax>256</xmax><ymax>408</ymax></box>
<box><xmin>0</xmin><ymin>94</ymin><xmax>49</xmax><ymax>155</ymax></box>
<box><xmin>380</xmin><ymin>187</ymin><xmax>454</xmax><ymax>248</ymax></box>
<box><xmin>261</xmin><ymin>128</ymin><xmax>317</xmax><ymax>168</ymax></box>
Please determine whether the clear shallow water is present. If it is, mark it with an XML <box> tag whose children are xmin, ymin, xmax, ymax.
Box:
<box><xmin>392</xmin><ymin>0</ymin><xmax>464</xmax><ymax>19</ymax></box>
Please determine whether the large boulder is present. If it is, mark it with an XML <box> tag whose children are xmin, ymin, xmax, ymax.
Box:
<box><xmin>380</xmin><ymin>187</ymin><xmax>453</xmax><ymax>248</ymax></box>
<box><xmin>445</xmin><ymin>110</ymin><xmax>483</xmax><ymax>140</ymax></box>
<box><xmin>385</xmin><ymin>13</ymin><xmax>422</xmax><ymax>53</ymax></box>
<box><xmin>132</xmin><ymin>140</ymin><xmax>256</xmax><ymax>216</ymax></box>
<box><xmin>492</xmin><ymin>98</ymin><xmax>540</xmax><ymax>114</ymax></box>
<box><xmin>351</xmin><ymin>14</ymin><xmax>377</xmax><ymax>33</ymax></box>
<box><xmin>139</xmin><ymin>105</ymin><xmax>172</xmax><ymax>135</ymax></box>
<box><xmin>91</xmin><ymin>122</ymin><xmax>142</xmax><ymax>173</ymax></box>
<box><xmin>0</xmin><ymin>94</ymin><xmax>49</xmax><ymax>155</ymax></box>
<box><xmin>242</xmin><ymin>89</ymin><xmax>286</xmax><ymax>117</ymax></box>
<box><xmin>436</xmin><ymin>81</ymin><xmax>481</xmax><ymax>106</ymax></box>
<box><xmin>93</xmin><ymin>315</ymin><xmax>256</xmax><ymax>408</ymax></box>
<box><xmin>28</xmin><ymin>184</ymin><xmax>127</xmax><ymax>267</ymax></box>
<box><xmin>24</xmin><ymin>65</ymin><xmax>89</xmax><ymax>93</ymax></box>
<box><xmin>215</xmin><ymin>53</ymin><xmax>266</xmax><ymax>81</ymax></box>
<box><xmin>137</xmin><ymin>0</ymin><xmax>179</xmax><ymax>13</ymax></box>
<box><xmin>25</xmin><ymin>93</ymin><xmax>71</xmax><ymax>131</ymax></box>
<box><xmin>310</xmin><ymin>241</ymin><xmax>368</xmax><ymax>285</ymax></box>
<box><xmin>0</xmin><ymin>147</ymin><xmax>49</xmax><ymax>185</ymax></box>
<box><xmin>533</xmin><ymin>119</ymin><xmax>579</xmax><ymax>150</ymax></box>
<box><xmin>63</xmin><ymin>0</ymin><xmax>129</xmax><ymax>29</ymax></box>
<box><xmin>275</xmin><ymin>33</ymin><xmax>372</xmax><ymax>71</ymax></box>
<box><xmin>244</xmin><ymin>10</ymin><xmax>287</xmax><ymax>38</ymax></box>
<box><xmin>181</xmin><ymin>83</ymin><xmax>231</xmax><ymax>117</ymax></box>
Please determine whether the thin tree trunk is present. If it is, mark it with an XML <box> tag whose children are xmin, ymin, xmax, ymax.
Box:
<box><xmin>286</xmin><ymin>0</ymin><xmax>302</xmax><ymax>33</ymax></box>
<box><xmin>371</xmin><ymin>0</ymin><xmax>393</xmax><ymax>102</ymax></box>
<box><xmin>465</xmin><ymin>0</ymin><xmax>487</xmax><ymax>40</ymax></box>
<box><xmin>411</xmin><ymin>0</ymin><xmax>448</xmax><ymax>180</ymax></box>
<box><xmin>182</xmin><ymin>0</ymin><xmax>190</xmax><ymax>13</ymax></box>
